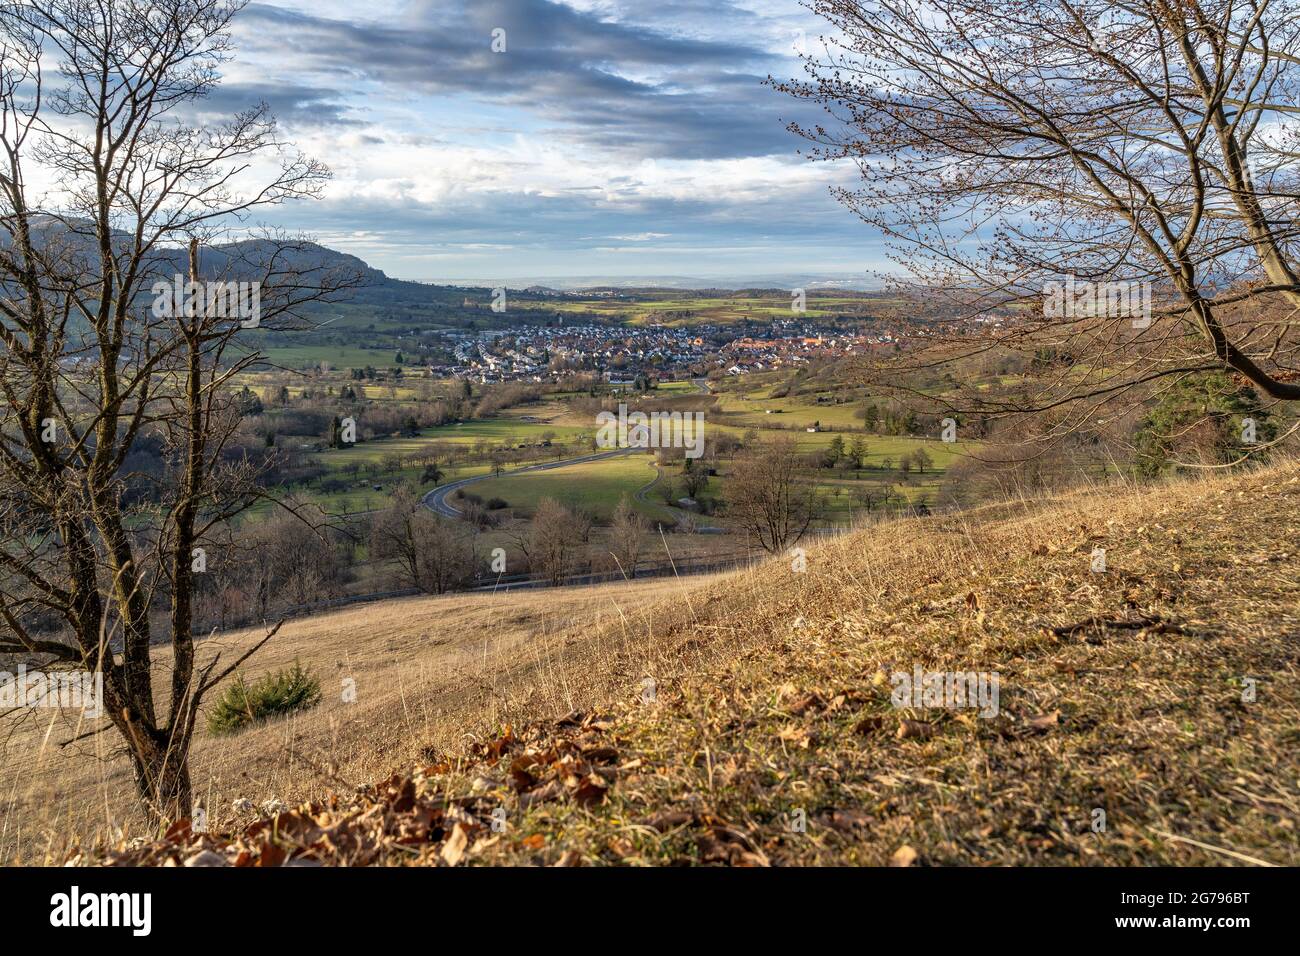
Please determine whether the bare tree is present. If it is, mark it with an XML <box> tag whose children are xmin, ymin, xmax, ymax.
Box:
<box><xmin>519</xmin><ymin>498</ymin><xmax>592</xmax><ymax>586</ymax></box>
<box><xmin>607</xmin><ymin>494</ymin><xmax>648</xmax><ymax>577</ymax></box>
<box><xmin>776</xmin><ymin>0</ymin><xmax>1300</xmax><ymax>451</ymax></box>
<box><xmin>0</xmin><ymin>0</ymin><xmax>356</xmax><ymax>823</ymax></box>
<box><xmin>370</xmin><ymin>486</ymin><xmax>478</xmax><ymax>594</ymax></box>
<box><xmin>680</xmin><ymin>458</ymin><xmax>710</xmax><ymax>499</ymax></box>
<box><xmin>725</xmin><ymin>437</ymin><xmax>820</xmax><ymax>553</ymax></box>
<box><xmin>269</xmin><ymin>506</ymin><xmax>342</xmax><ymax>607</ymax></box>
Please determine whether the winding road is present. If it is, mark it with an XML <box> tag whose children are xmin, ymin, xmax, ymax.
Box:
<box><xmin>423</xmin><ymin>447</ymin><xmax>637</xmax><ymax>517</ymax></box>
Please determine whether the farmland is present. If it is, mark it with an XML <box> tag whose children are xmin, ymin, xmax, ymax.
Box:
<box><xmin>508</xmin><ymin>290</ymin><xmax>902</xmax><ymax>327</ymax></box>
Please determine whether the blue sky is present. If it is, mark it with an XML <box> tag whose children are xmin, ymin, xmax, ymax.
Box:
<box><xmin>216</xmin><ymin>0</ymin><xmax>884</xmax><ymax>283</ymax></box>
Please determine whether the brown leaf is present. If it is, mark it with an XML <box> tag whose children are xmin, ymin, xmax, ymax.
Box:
<box><xmin>440</xmin><ymin>822</ymin><xmax>470</xmax><ymax>867</ymax></box>
<box><xmin>642</xmin><ymin>810</ymin><xmax>694</xmax><ymax>832</ymax></box>
<box><xmin>896</xmin><ymin>720</ymin><xmax>934</xmax><ymax>740</ymax></box>
<box><xmin>890</xmin><ymin>844</ymin><xmax>918</xmax><ymax>867</ymax></box>
<box><xmin>518</xmin><ymin>780</ymin><xmax>564</xmax><ymax>809</ymax></box>
<box><xmin>825</xmin><ymin>809</ymin><xmax>872</xmax><ymax>832</ymax></box>
<box><xmin>509</xmin><ymin>767</ymin><xmax>538</xmax><ymax>792</ymax></box>
<box><xmin>572</xmin><ymin>772</ymin><xmax>609</xmax><ymax>806</ymax></box>
<box><xmin>394</xmin><ymin>779</ymin><xmax>418</xmax><ymax>812</ymax></box>
<box><xmin>254</xmin><ymin>841</ymin><xmax>286</xmax><ymax>868</ymax></box>
<box><xmin>1026</xmin><ymin>710</ymin><xmax>1060</xmax><ymax>731</ymax></box>
<box><xmin>778</xmin><ymin>724</ymin><xmax>814</xmax><ymax>747</ymax></box>
<box><xmin>854</xmin><ymin>716</ymin><xmax>885</xmax><ymax>735</ymax></box>
<box><xmin>788</xmin><ymin>692</ymin><xmax>825</xmax><ymax>716</ymax></box>
<box><xmin>163</xmin><ymin>818</ymin><xmax>194</xmax><ymax>845</ymax></box>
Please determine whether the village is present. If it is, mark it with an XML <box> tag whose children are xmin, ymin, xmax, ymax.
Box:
<box><xmin>427</xmin><ymin>320</ymin><xmax>901</xmax><ymax>383</ymax></box>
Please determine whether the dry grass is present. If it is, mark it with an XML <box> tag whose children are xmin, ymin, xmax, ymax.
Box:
<box><xmin>7</xmin><ymin>459</ymin><xmax>1300</xmax><ymax>866</ymax></box>
<box><xmin>0</xmin><ymin>573</ymin><xmax>724</xmax><ymax>864</ymax></box>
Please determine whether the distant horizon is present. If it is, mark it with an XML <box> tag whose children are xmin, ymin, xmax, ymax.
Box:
<box><xmin>391</xmin><ymin>271</ymin><xmax>887</xmax><ymax>293</ymax></box>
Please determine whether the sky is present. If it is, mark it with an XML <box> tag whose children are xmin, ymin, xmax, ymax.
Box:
<box><xmin>213</xmin><ymin>0</ymin><xmax>884</xmax><ymax>284</ymax></box>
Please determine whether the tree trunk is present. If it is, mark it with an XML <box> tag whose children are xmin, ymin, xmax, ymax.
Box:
<box><xmin>127</xmin><ymin>729</ymin><xmax>193</xmax><ymax>826</ymax></box>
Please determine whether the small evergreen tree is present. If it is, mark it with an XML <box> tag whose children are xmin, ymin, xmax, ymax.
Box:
<box><xmin>1133</xmin><ymin>372</ymin><xmax>1275</xmax><ymax>477</ymax></box>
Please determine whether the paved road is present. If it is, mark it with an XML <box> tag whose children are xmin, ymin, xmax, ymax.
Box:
<box><xmin>423</xmin><ymin>447</ymin><xmax>637</xmax><ymax>517</ymax></box>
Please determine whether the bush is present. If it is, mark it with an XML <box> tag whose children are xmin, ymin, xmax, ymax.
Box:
<box><xmin>207</xmin><ymin>662</ymin><xmax>322</xmax><ymax>736</ymax></box>
<box><xmin>485</xmin><ymin>497</ymin><xmax>509</xmax><ymax>510</ymax></box>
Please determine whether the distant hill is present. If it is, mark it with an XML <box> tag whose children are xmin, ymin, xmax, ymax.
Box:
<box><xmin>0</xmin><ymin>216</ymin><xmax>482</xmax><ymax>310</ymax></box>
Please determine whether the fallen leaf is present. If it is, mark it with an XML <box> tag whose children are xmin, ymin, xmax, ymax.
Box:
<box><xmin>1026</xmin><ymin>710</ymin><xmax>1060</xmax><ymax>731</ymax></box>
<box><xmin>572</xmin><ymin>773</ymin><xmax>609</xmax><ymax>806</ymax></box>
<box><xmin>890</xmin><ymin>844</ymin><xmax>918</xmax><ymax>867</ymax></box>
<box><xmin>254</xmin><ymin>841</ymin><xmax>286</xmax><ymax>868</ymax></box>
<box><xmin>788</xmin><ymin>692</ymin><xmax>824</xmax><ymax>716</ymax></box>
<box><xmin>824</xmin><ymin>809</ymin><xmax>872</xmax><ymax>832</ymax></box>
<box><xmin>518</xmin><ymin>780</ymin><xmax>564</xmax><ymax>809</ymax></box>
<box><xmin>854</xmin><ymin>716</ymin><xmax>884</xmax><ymax>735</ymax></box>
<box><xmin>896</xmin><ymin>720</ymin><xmax>934</xmax><ymax>740</ymax></box>
<box><xmin>440</xmin><ymin>822</ymin><xmax>470</xmax><ymax>867</ymax></box>
<box><xmin>642</xmin><ymin>810</ymin><xmax>694</xmax><ymax>832</ymax></box>
<box><xmin>183</xmin><ymin>850</ymin><xmax>228</xmax><ymax>867</ymax></box>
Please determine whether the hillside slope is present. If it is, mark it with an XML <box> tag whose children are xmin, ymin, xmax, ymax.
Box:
<box><xmin>87</xmin><ymin>461</ymin><xmax>1300</xmax><ymax>865</ymax></box>
<box><xmin>4</xmin><ymin>574</ymin><xmax>722</xmax><ymax>863</ymax></box>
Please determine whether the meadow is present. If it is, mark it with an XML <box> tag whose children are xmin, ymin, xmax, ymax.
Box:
<box><xmin>466</xmin><ymin>453</ymin><xmax>671</xmax><ymax>522</ymax></box>
<box><xmin>259</xmin><ymin>344</ymin><xmax>407</xmax><ymax>371</ymax></box>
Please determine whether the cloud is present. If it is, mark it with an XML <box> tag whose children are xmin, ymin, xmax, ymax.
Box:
<box><xmin>236</xmin><ymin>0</ymin><xmax>813</xmax><ymax>159</ymax></box>
<box><xmin>193</xmin><ymin>81</ymin><xmax>357</xmax><ymax>128</ymax></box>
<box><xmin>212</xmin><ymin>0</ymin><xmax>867</xmax><ymax>278</ymax></box>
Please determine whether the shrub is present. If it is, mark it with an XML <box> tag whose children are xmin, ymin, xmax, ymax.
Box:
<box><xmin>485</xmin><ymin>497</ymin><xmax>509</xmax><ymax>510</ymax></box>
<box><xmin>207</xmin><ymin>662</ymin><xmax>322</xmax><ymax>736</ymax></box>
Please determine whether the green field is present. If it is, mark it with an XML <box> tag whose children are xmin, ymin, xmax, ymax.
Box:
<box><xmin>714</xmin><ymin>392</ymin><xmax>866</xmax><ymax>429</ymax></box>
<box><xmin>466</xmin><ymin>452</ymin><xmax>671</xmax><ymax>522</ymax></box>
<box><xmin>259</xmin><ymin>345</ymin><xmax>406</xmax><ymax>370</ymax></box>
<box><xmin>510</xmin><ymin>293</ymin><xmax>896</xmax><ymax>327</ymax></box>
<box><xmin>307</xmin><ymin>418</ymin><xmax>591</xmax><ymax>467</ymax></box>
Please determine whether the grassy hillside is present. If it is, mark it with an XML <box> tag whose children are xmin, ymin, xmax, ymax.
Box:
<box><xmin>2</xmin><ymin>575</ymin><xmax>717</xmax><ymax>864</ymax></box>
<box><xmin>14</xmin><ymin>459</ymin><xmax>1300</xmax><ymax>866</ymax></box>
